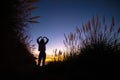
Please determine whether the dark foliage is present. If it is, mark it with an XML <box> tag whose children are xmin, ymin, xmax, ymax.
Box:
<box><xmin>62</xmin><ymin>16</ymin><xmax>120</xmax><ymax>80</ymax></box>
<box><xmin>1</xmin><ymin>0</ymin><xmax>40</xmax><ymax>76</ymax></box>
<box><xmin>33</xmin><ymin>16</ymin><xmax>120</xmax><ymax>80</ymax></box>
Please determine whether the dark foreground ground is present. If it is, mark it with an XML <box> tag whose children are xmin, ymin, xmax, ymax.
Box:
<box><xmin>1</xmin><ymin>56</ymin><xmax>120</xmax><ymax>80</ymax></box>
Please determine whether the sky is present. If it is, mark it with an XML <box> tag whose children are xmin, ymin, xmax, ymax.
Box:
<box><xmin>28</xmin><ymin>0</ymin><xmax>120</xmax><ymax>56</ymax></box>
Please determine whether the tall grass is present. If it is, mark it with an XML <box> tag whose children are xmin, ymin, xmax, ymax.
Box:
<box><xmin>1</xmin><ymin>0</ymin><xmax>40</xmax><ymax>74</ymax></box>
<box><xmin>79</xmin><ymin>16</ymin><xmax>120</xmax><ymax>56</ymax></box>
<box><xmin>63</xmin><ymin>32</ymin><xmax>80</xmax><ymax>57</ymax></box>
<box><xmin>61</xmin><ymin>16</ymin><xmax>120</xmax><ymax>79</ymax></box>
<box><xmin>64</xmin><ymin>16</ymin><xmax>120</xmax><ymax>58</ymax></box>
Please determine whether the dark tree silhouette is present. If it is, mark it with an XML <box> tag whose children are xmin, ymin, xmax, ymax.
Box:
<box><xmin>1</xmin><ymin>0</ymin><xmax>40</xmax><ymax>75</ymax></box>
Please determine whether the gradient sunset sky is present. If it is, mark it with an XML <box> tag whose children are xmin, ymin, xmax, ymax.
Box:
<box><xmin>28</xmin><ymin>0</ymin><xmax>120</xmax><ymax>56</ymax></box>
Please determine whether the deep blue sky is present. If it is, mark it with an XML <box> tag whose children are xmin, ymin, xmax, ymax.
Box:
<box><xmin>29</xmin><ymin>0</ymin><xmax>120</xmax><ymax>55</ymax></box>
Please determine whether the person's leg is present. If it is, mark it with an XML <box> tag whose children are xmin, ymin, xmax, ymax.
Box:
<box><xmin>42</xmin><ymin>52</ymin><xmax>46</xmax><ymax>67</ymax></box>
<box><xmin>38</xmin><ymin>53</ymin><xmax>42</xmax><ymax>66</ymax></box>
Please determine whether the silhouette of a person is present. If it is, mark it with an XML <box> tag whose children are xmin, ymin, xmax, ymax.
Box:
<box><xmin>37</xmin><ymin>36</ymin><xmax>49</xmax><ymax>67</ymax></box>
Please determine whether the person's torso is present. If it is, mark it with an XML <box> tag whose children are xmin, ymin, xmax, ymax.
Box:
<box><xmin>38</xmin><ymin>43</ymin><xmax>46</xmax><ymax>51</ymax></box>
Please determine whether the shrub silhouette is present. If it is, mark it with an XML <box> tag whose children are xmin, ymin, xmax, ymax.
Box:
<box><xmin>63</xmin><ymin>16</ymin><xmax>120</xmax><ymax>73</ymax></box>
<box><xmin>78</xmin><ymin>16</ymin><xmax>120</xmax><ymax>57</ymax></box>
<box><xmin>62</xmin><ymin>16</ymin><xmax>120</xmax><ymax>79</ymax></box>
<box><xmin>64</xmin><ymin>16</ymin><xmax>120</xmax><ymax>57</ymax></box>
<box><xmin>1</xmin><ymin>0</ymin><xmax>40</xmax><ymax>75</ymax></box>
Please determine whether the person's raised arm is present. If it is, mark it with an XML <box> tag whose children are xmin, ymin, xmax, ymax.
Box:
<box><xmin>37</xmin><ymin>36</ymin><xmax>42</xmax><ymax>44</ymax></box>
<box><xmin>43</xmin><ymin>37</ymin><xmax>49</xmax><ymax>44</ymax></box>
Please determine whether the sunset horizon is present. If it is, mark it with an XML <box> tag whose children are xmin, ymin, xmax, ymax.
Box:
<box><xmin>2</xmin><ymin>0</ymin><xmax>120</xmax><ymax>80</ymax></box>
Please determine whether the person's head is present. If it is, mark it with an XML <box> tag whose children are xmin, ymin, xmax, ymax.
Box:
<box><xmin>40</xmin><ymin>38</ymin><xmax>44</xmax><ymax>44</ymax></box>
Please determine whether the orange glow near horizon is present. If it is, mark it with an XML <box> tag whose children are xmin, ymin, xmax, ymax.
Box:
<box><xmin>33</xmin><ymin>44</ymin><xmax>65</xmax><ymax>55</ymax></box>
<box><xmin>33</xmin><ymin>48</ymin><xmax>64</xmax><ymax>65</ymax></box>
<box><xmin>35</xmin><ymin>55</ymin><xmax>64</xmax><ymax>65</ymax></box>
